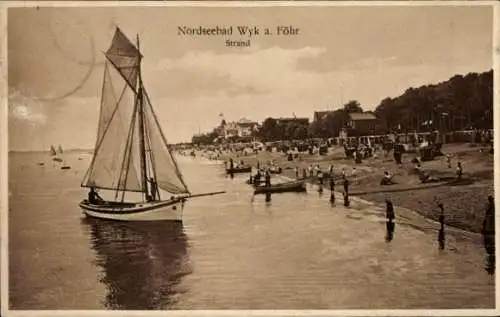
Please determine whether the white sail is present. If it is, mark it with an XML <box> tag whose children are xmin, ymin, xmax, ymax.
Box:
<box><xmin>143</xmin><ymin>91</ymin><xmax>189</xmax><ymax>195</ymax></box>
<box><xmin>105</xmin><ymin>27</ymin><xmax>141</xmax><ymax>91</ymax></box>
<box><xmin>82</xmin><ymin>27</ymin><xmax>189</xmax><ymax>200</ymax></box>
<box><xmin>82</xmin><ymin>60</ymin><xmax>143</xmax><ymax>192</ymax></box>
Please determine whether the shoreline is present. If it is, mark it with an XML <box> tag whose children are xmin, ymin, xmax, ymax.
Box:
<box><xmin>275</xmin><ymin>171</ymin><xmax>482</xmax><ymax>242</ymax></box>
<box><xmin>199</xmin><ymin>142</ymin><xmax>493</xmax><ymax>237</ymax></box>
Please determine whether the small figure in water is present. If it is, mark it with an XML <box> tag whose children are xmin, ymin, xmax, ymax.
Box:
<box><xmin>385</xmin><ymin>198</ymin><xmax>395</xmax><ymax>242</ymax></box>
<box><xmin>228</xmin><ymin>158</ymin><xmax>235</xmax><ymax>179</ymax></box>
<box><xmin>254</xmin><ymin>170</ymin><xmax>262</xmax><ymax>185</ymax></box>
<box><xmin>438</xmin><ymin>203</ymin><xmax>445</xmax><ymax>250</ymax></box>
<box><xmin>343</xmin><ymin>175</ymin><xmax>349</xmax><ymax>195</ymax></box>
<box><xmin>265</xmin><ymin>171</ymin><xmax>271</xmax><ymax>187</ymax></box>
<box><xmin>295</xmin><ymin>166</ymin><xmax>299</xmax><ymax>179</ymax></box>
<box><xmin>456</xmin><ymin>161</ymin><xmax>463</xmax><ymax>180</ymax></box>
<box><xmin>88</xmin><ymin>187</ymin><xmax>104</xmax><ymax>204</ymax></box>
<box><xmin>386</xmin><ymin>198</ymin><xmax>395</xmax><ymax>221</ymax></box>
<box><xmin>329</xmin><ymin>177</ymin><xmax>335</xmax><ymax>204</ymax></box>
<box><xmin>482</xmin><ymin>195</ymin><xmax>495</xmax><ymax>254</ymax></box>
<box><xmin>482</xmin><ymin>195</ymin><xmax>495</xmax><ymax>274</ymax></box>
<box><xmin>343</xmin><ymin>191</ymin><xmax>350</xmax><ymax>207</ymax></box>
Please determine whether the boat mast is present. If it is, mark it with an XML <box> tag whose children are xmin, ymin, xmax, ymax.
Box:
<box><xmin>136</xmin><ymin>34</ymin><xmax>149</xmax><ymax>201</ymax></box>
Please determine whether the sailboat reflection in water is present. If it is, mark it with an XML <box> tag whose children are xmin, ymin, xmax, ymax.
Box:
<box><xmin>79</xmin><ymin>27</ymin><xmax>223</xmax><ymax>221</ymax></box>
<box><xmin>83</xmin><ymin>218</ymin><xmax>191</xmax><ymax>309</ymax></box>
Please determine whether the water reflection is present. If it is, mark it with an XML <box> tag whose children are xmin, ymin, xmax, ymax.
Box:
<box><xmin>82</xmin><ymin>218</ymin><xmax>191</xmax><ymax>310</ymax></box>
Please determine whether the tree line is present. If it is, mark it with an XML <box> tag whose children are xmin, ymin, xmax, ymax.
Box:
<box><xmin>191</xmin><ymin>70</ymin><xmax>493</xmax><ymax>144</ymax></box>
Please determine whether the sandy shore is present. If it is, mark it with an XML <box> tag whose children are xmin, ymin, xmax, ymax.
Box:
<box><xmin>215</xmin><ymin>142</ymin><xmax>493</xmax><ymax>234</ymax></box>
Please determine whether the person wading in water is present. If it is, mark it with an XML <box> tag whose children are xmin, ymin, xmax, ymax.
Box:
<box><xmin>228</xmin><ymin>158</ymin><xmax>235</xmax><ymax>179</ymax></box>
<box><xmin>329</xmin><ymin>176</ymin><xmax>335</xmax><ymax>204</ymax></box>
<box><xmin>385</xmin><ymin>198</ymin><xmax>395</xmax><ymax>242</ymax></box>
<box><xmin>438</xmin><ymin>203</ymin><xmax>445</xmax><ymax>250</ymax></box>
<box><xmin>482</xmin><ymin>195</ymin><xmax>495</xmax><ymax>274</ymax></box>
<box><xmin>342</xmin><ymin>174</ymin><xmax>350</xmax><ymax>207</ymax></box>
<box><xmin>456</xmin><ymin>161</ymin><xmax>463</xmax><ymax>180</ymax></box>
<box><xmin>265</xmin><ymin>170</ymin><xmax>271</xmax><ymax>187</ymax></box>
<box><xmin>343</xmin><ymin>175</ymin><xmax>349</xmax><ymax>195</ymax></box>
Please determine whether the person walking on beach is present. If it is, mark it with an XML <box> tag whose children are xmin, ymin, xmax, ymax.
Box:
<box><xmin>302</xmin><ymin>168</ymin><xmax>307</xmax><ymax>180</ymax></box>
<box><xmin>295</xmin><ymin>166</ymin><xmax>299</xmax><ymax>179</ymax></box>
<box><xmin>438</xmin><ymin>203</ymin><xmax>445</xmax><ymax>250</ymax></box>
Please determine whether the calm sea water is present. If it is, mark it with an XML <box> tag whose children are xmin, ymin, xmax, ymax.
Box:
<box><xmin>8</xmin><ymin>151</ymin><xmax>495</xmax><ymax>310</ymax></box>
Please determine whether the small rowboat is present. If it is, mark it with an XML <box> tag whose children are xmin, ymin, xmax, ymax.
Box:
<box><xmin>226</xmin><ymin>166</ymin><xmax>252</xmax><ymax>174</ymax></box>
<box><xmin>246</xmin><ymin>178</ymin><xmax>266</xmax><ymax>186</ymax></box>
<box><xmin>254</xmin><ymin>180</ymin><xmax>307</xmax><ymax>195</ymax></box>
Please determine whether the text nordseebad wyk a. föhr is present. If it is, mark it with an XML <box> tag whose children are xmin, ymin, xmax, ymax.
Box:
<box><xmin>177</xmin><ymin>25</ymin><xmax>300</xmax><ymax>47</ymax></box>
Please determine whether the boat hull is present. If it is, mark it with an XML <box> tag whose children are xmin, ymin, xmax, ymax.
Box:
<box><xmin>79</xmin><ymin>199</ymin><xmax>184</xmax><ymax>222</ymax></box>
<box><xmin>254</xmin><ymin>181</ymin><xmax>307</xmax><ymax>195</ymax></box>
<box><xmin>226</xmin><ymin>167</ymin><xmax>252</xmax><ymax>174</ymax></box>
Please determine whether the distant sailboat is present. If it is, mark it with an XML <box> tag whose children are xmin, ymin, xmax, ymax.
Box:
<box><xmin>51</xmin><ymin>144</ymin><xmax>63</xmax><ymax>162</ymax></box>
<box><xmin>79</xmin><ymin>27</ymin><xmax>224</xmax><ymax>222</ymax></box>
<box><xmin>58</xmin><ymin>145</ymin><xmax>64</xmax><ymax>154</ymax></box>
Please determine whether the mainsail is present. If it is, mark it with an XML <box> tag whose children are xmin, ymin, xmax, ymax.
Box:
<box><xmin>82</xmin><ymin>27</ymin><xmax>189</xmax><ymax>200</ymax></box>
<box><xmin>50</xmin><ymin>145</ymin><xmax>57</xmax><ymax>156</ymax></box>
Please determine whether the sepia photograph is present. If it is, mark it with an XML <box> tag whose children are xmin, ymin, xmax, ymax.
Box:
<box><xmin>4</xmin><ymin>1</ymin><xmax>498</xmax><ymax>313</ymax></box>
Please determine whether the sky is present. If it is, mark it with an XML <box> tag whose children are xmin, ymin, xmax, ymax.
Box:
<box><xmin>7</xmin><ymin>4</ymin><xmax>493</xmax><ymax>150</ymax></box>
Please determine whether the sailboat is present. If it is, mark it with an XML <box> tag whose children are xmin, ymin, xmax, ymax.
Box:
<box><xmin>79</xmin><ymin>27</ymin><xmax>223</xmax><ymax>222</ymax></box>
<box><xmin>51</xmin><ymin>144</ymin><xmax>63</xmax><ymax>162</ymax></box>
<box><xmin>57</xmin><ymin>145</ymin><xmax>64</xmax><ymax>154</ymax></box>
